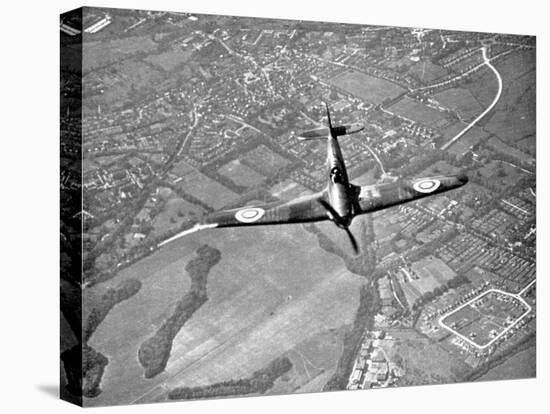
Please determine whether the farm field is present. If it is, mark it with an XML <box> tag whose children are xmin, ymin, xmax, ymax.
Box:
<box><xmin>486</xmin><ymin>137</ymin><xmax>535</xmax><ymax>167</ymax></box>
<box><xmin>494</xmin><ymin>49</ymin><xmax>536</xmax><ymax>85</ymax></box>
<box><xmin>418</xmin><ymin>160</ymin><xmax>461</xmax><ymax>176</ymax></box>
<box><xmin>329</xmin><ymin>70</ymin><xmax>406</xmax><ymax>104</ymax></box>
<box><xmin>388</xmin><ymin>96</ymin><xmax>447</xmax><ymax>126</ymax></box>
<box><xmin>440</xmin><ymin>121</ymin><xmax>489</xmax><ymax>151</ymax></box>
<box><xmin>411</xmin><ymin>256</ymin><xmax>456</xmax><ymax>285</ymax></box>
<box><xmin>145</xmin><ymin>46</ymin><xmax>194</xmax><ymax>71</ymax></box>
<box><xmin>83</xmin><ymin>36</ymin><xmax>158</xmax><ymax>70</ymax></box>
<box><xmin>172</xmin><ymin>160</ymin><xmax>240</xmax><ymax>209</ymax></box>
<box><xmin>397</xmin><ymin>256</ymin><xmax>456</xmax><ymax>305</ymax></box>
<box><xmin>484</xmin><ymin>68</ymin><xmax>535</xmax><ymax>150</ymax></box>
<box><xmin>218</xmin><ymin>159</ymin><xmax>266</xmax><ymax>188</ymax></box>
<box><xmin>85</xmin><ymin>224</ymin><xmax>364</xmax><ymax>406</ymax></box>
<box><xmin>433</xmin><ymin>87</ymin><xmax>483</xmax><ymax>121</ymax></box>
<box><xmin>408</xmin><ymin>60</ymin><xmax>448</xmax><ymax>83</ymax></box>
<box><xmin>447</xmin><ymin>127</ymin><xmax>490</xmax><ymax>156</ymax></box>
<box><xmin>464</xmin><ymin>68</ymin><xmax>499</xmax><ymax>108</ymax></box>
<box><xmin>84</xmin><ymin>59</ymin><xmax>164</xmax><ymax>110</ymax></box>
<box><xmin>241</xmin><ymin>144</ymin><xmax>291</xmax><ymax>176</ymax></box>
<box><xmin>462</xmin><ymin>49</ymin><xmax>536</xmax><ymax>153</ymax></box>
<box><xmin>267</xmin><ymin>328</ymin><xmax>347</xmax><ymax>395</ymax></box>
<box><xmin>270</xmin><ymin>179</ymin><xmax>312</xmax><ymax>201</ymax></box>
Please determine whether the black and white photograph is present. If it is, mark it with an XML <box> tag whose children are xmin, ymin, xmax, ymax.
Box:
<box><xmin>60</xmin><ymin>5</ymin><xmax>537</xmax><ymax>407</ymax></box>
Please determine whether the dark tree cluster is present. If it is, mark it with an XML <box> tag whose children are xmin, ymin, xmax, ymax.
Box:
<box><xmin>84</xmin><ymin>278</ymin><xmax>142</xmax><ymax>342</ymax></box>
<box><xmin>323</xmin><ymin>282</ymin><xmax>381</xmax><ymax>391</ymax></box>
<box><xmin>168</xmin><ymin>357</ymin><xmax>292</xmax><ymax>400</ymax></box>
<box><xmin>138</xmin><ymin>245</ymin><xmax>221</xmax><ymax>378</ymax></box>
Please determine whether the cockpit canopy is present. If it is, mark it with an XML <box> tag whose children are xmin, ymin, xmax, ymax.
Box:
<box><xmin>330</xmin><ymin>167</ymin><xmax>344</xmax><ymax>184</ymax></box>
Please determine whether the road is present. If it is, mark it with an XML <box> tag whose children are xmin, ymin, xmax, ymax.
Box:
<box><xmin>365</xmin><ymin>145</ymin><xmax>387</xmax><ymax>176</ymax></box>
<box><xmin>177</xmin><ymin>105</ymin><xmax>199</xmax><ymax>157</ymax></box>
<box><xmin>225</xmin><ymin>114</ymin><xmax>267</xmax><ymax>137</ymax></box>
<box><xmin>438</xmin><ymin>284</ymin><xmax>534</xmax><ymax>351</ymax></box>
<box><xmin>441</xmin><ymin>47</ymin><xmax>503</xmax><ymax>151</ymax></box>
<box><xmin>417</xmin><ymin>47</ymin><xmax>513</xmax><ymax>92</ymax></box>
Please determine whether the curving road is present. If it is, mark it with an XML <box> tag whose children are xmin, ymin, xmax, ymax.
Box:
<box><xmin>441</xmin><ymin>47</ymin><xmax>503</xmax><ymax>151</ymax></box>
<box><xmin>438</xmin><ymin>286</ymin><xmax>533</xmax><ymax>351</ymax></box>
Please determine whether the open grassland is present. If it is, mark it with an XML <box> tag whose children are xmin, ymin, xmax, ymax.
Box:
<box><xmin>268</xmin><ymin>328</ymin><xmax>347</xmax><ymax>395</ymax></box>
<box><xmin>270</xmin><ymin>179</ymin><xmax>312</xmax><ymax>201</ymax></box>
<box><xmin>138</xmin><ymin>245</ymin><xmax>221</xmax><ymax>378</ymax></box>
<box><xmin>151</xmin><ymin>197</ymin><xmax>205</xmax><ymax>238</ymax></box>
<box><xmin>83</xmin><ymin>36</ymin><xmax>158</xmax><ymax>71</ymax></box>
<box><xmin>486</xmin><ymin>137</ymin><xmax>535</xmax><ymax>167</ymax></box>
<box><xmin>494</xmin><ymin>49</ymin><xmax>536</xmax><ymax>86</ymax></box>
<box><xmin>463</xmin><ymin>49</ymin><xmax>535</xmax><ymax>153</ymax></box>
<box><xmin>145</xmin><ymin>47</ymin><xmax>194</xmax><ymax>72</ymax></box>
<box><xmin>172</xmin><ymin>160</ymin><xmax>240</xmax><ymax>209</ymax></box>
<box><xmin>388</xmin><ymin>96</ymin><xmax>447</xmax><ymax>126</ymax></box>
<box><xmin>485</xmin><ymin>69</ymin><xmax>535</xmax><ymax>150</ymax></box>
<box><xmin>397</xmin><ymin>257</ymin><xmax>457</xmax><ymax>305</ymax></box>
<box><xmin>465</xmin><ymin>69</ymin><xmax>499</xmax><ymax>108</ymax></box>
<box><xmin>83</xmin><ymin>59</ymin><xmax>164</xmax><ymax>110</ymax></box>
<box><xmin>86</xmin><ymin>224</ymin><xmax>363</xmax><ymax>406</ymax></box>
<box><xmin>388</xmin><ymin>328</ymin><xmax>470</xmax><ymax>386</ymax></box>
<box><xmin>418</xmin><ymin>160</ymin><xmax>461</xmax><ymax>177</ymax></box>
<box><xmin>218</xmin><ymin>159</ymin><xmax>266</xmax><ymax>188</ymax></box>
<box><xmin>447</xmin><ymin>129</ymin><xmax>489</xmax><ymax>156</ymax></box>
<box><xmin>477</xmin><ymin>343</ymin><xmax>535</xmax><ymax>381</ymax></box>
<box><xmin>440</xmin><ymin>122</ymin><xmax>489</xmax><ymax>155</ymax></box>
<box><xmin>433</xmin><ymin>88</ymin><xmax>483</xmax><ymax>121</ymax></box>
<box><xmin>240</xmin><ymin>144</ymin><xmax>291</xmax><ymax>177</ymax></box>
<box><xmin>329</xmin><ymin>70</ymin><xmax>405</xmax><ymax>104</ymax></box>
<box><xmin>168</xmin><ymin>357</ymin><xmax>293</xmax><ymax>400</ymax></box>
<box><xmin>409</xmin><ymin>60</ymin><xmax>448</xmax><ymax>83</ymax></box>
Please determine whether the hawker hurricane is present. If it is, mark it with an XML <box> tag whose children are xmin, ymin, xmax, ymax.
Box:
<box><xmin>159</xmin><ymin>103</ymin><xmax>468</xmax><ymax>253</ymax></box>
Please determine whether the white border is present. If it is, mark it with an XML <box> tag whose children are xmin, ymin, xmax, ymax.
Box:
<box><xmin>2</xmin><ymin>1</ymin><xmax>547</xmax><ymax>413</ymax></box>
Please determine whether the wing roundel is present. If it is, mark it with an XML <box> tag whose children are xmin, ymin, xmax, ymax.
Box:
<box><xmin>204</xmin><ymin>191</ymin><xmax>330</xmax><ymax>228</ymax></box>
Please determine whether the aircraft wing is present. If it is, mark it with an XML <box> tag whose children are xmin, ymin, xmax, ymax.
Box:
<box><xmin>158</xmin><ymin>191</ymin><xmax>330</xmax><ymax>246</ymax></box>
<box><xmin>355</xmin><ymin>174</ymin><xmax>468</xmax><ymax>215</ymax></box>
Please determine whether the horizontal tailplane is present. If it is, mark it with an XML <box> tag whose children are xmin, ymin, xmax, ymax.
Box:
<box><xmin>296</xmin><ymin>127</ymin><xmax>329</xmax><ymax>140</ymax></box>
<box><xmin>296</xmin><ymin>123</ymin><xmax>364</xmax><ymax>140</ymax></box>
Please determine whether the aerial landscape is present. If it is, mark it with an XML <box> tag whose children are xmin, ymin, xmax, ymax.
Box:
<box><xmin>60</xmin><ymin>7</ymin><xmax>536</xmax><ymax>406</ymax></box>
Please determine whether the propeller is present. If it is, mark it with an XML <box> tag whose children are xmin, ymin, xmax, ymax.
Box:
<box><xmin>343</xmin><ymin>226</ymin><xmax>359</xmax><ymax>254</ymax></box>
<box><xmin>318</xmin><ymin>199</ymin><xmax>359</xmax><ymax>255</ymax></box>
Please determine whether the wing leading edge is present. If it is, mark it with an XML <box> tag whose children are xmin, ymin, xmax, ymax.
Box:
<box><xmin>158</xmin><ymin>191</ymin><xmax>330</xmax><ymax>247</ymax></box>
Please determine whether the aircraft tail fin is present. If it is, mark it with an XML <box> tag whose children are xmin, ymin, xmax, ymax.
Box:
<box><xmin>325</xmin><ymin>101</ymin><xmax>333</xmax><ymax>131</ymax></box>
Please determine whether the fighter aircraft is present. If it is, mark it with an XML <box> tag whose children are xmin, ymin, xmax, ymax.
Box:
<box><xmin>159</xmin><ymin>103</ymin><xmax>468</xmax><ymax>253</ymax></box>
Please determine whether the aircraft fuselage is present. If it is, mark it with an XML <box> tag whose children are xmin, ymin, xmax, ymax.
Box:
<box><xmin>326</xmin><ymin>132</ymin><xmax>354</xmax><ymax>226</ymax></box>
